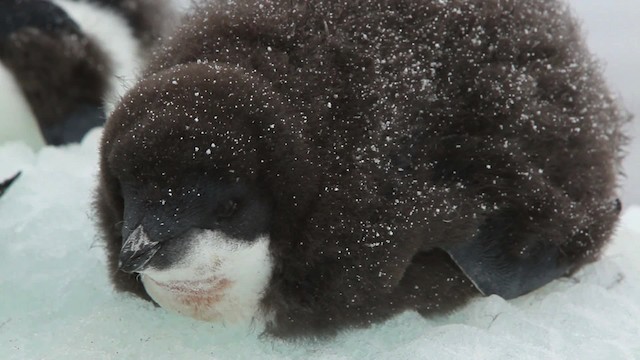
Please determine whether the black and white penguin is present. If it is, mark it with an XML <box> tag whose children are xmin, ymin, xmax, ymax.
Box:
<box><xmin>95</xmin><ymin>0</ymin><xmax>629</xmax><ymax>338</ymax></box>
<box><xmin>0</xmin><ymin>0</ymin><xmax>176</xmax><ymax>148</ymax></box>
<box><xmin>0</xmin><ymin>0</ymin><xmax>177</xmax><ymax>197</ymax></box>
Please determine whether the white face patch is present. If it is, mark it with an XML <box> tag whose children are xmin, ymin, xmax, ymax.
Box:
<box><xmin>139</xmin><ymin>229</ymin><xmax>273</xmax><ymax>324</ymax></box>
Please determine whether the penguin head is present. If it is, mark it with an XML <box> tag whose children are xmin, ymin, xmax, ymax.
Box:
<box><xmin>116</xmin><ymin>171</ymin><xmax>274</xmax><ymax>322</ymax></box>
<box><xmin>98</xmin><ymin>62</ymin><xmax>315</xmax><ymax>322</ymax></box>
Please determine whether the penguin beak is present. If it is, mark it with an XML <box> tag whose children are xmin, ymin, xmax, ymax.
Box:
<box><xmin>118</xmin><ymin>226</ymin><xmax>161</xmax><ymax>273</ymax></box>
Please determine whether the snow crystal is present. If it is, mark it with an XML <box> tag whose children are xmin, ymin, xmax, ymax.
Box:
<box><xmin>0</xmin><ymin>130</ymin><xmax>639</xmax><ymax>360</ymax></box>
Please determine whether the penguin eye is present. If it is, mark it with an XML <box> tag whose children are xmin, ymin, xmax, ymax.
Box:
<box><xmin>217</xmin><ymin>199</ymin><xmax>239</xmax><ymax>219</ymax></box>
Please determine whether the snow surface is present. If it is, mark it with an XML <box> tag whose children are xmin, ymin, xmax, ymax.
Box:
<box><xmin>0</xmin><ymin>130</ymin><xmax>639</xmax><ymax>359</ymax></box>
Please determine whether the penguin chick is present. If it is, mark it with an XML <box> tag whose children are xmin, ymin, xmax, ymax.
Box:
<box><xmin>95</xmin><ymin>0</ymin><xmax>629</xmax><ymax>338</ymax></box>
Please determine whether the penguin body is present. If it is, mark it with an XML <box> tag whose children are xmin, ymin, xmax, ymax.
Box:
<box><xmin>96</xmin><ymin>0</ymin><xmax>628</xmax><ymax>338</ymax></box>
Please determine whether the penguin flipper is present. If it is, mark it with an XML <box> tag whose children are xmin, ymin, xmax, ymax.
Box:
<box><xmin>442</xmin><ymin>213</ymin><xmax>571</xmax><ymax>300</ymax></box>
<box><xmin>40</xmin><ymin>104</ymin><xmax>106</xmax><ymax>145</ymax></box>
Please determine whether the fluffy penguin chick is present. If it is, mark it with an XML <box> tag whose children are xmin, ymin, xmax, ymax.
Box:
<box><xmin>96</xmin><ymin>0</ymin><xmax>628</xmax><ymax>338</ymax></box>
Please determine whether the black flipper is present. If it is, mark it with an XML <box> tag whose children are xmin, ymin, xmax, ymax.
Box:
<box><xmin>0</xmin><ymin>172</ymin><xmax>21</xmax><ymax>198</ymax></box>
<box><xmin>442</xmin><ymin>213</ymin><xmax>571</xmax><ymax>300</ymax></box>
<box><xmin>40</xmin><ymin>104</ymin><xmax>106</xmax><ymax>145</ymax></box>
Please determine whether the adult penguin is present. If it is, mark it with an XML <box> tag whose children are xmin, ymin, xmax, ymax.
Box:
<box><xmin>0</xmin><ymin>0</ymin><xmax>176</xmax><ymax>147</ymax></box>
<box><xmin>95</xmin><ymin>0</ymin><xmax>629</xmax><ymax>338</ymax></box>
<box><xmin>0</xmin><ymin>0</ymin><xmax>176</xmax><ymax>195</ymax></box>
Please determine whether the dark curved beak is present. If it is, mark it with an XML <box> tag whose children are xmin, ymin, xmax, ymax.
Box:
<box><xmin>118</xmin><ymin>226</ymin><xmax>161</xmax><ymax>274</ymax></box>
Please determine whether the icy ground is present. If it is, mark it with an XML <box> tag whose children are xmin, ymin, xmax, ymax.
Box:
<box><xmin>0</xmin><ymin>130</ymin><xmax>639</xmax><ymax>359</ymax></box>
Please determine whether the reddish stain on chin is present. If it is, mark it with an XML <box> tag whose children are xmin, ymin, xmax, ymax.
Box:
<box><xmin>178</xmin><ymin>278</ymin><xmax>232</xmax><ymax>307</ymax></box>
<box><xmin>173</xmin><ymin>278</ymin><xmax>233</xmax><ymax>321</ymax></box>
<box><xmin>146</xmin><ymin>276</ymin><xmax>236</xmax><ymax>321</ymax></box>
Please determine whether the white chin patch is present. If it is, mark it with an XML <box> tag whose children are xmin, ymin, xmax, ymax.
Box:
<box><xmin>139</xmin><ymin>230</ymin><xmax>273</xmax><ymax>324</ymax></box>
